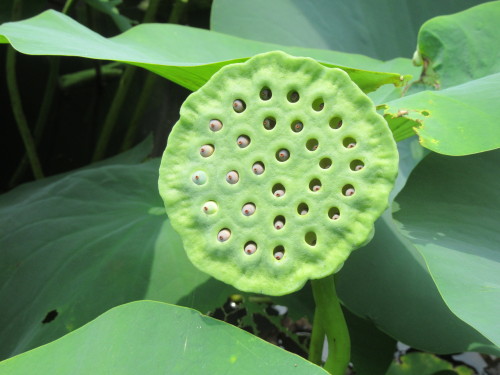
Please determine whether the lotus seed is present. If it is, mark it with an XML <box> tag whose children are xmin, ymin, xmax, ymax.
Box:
<box><xmin>252</xmin><ymin>162</ymin><xmax>265</xmax><ymax>175</ymax></box>
<box><xmin>355</xmin><ymin>165</ymin><xmax>364</xmax><ymax>171</ymax></box>
<box><xmin>298</xmin><ymin>203</ymin><xmax>309</xmax><ymax>215</ymax></box>
<box><xmin>217</xmin><ymin>228</ymin><xmax>231</xmax><ymax>242</ymax></box>
<box><xmin>209</xmin><ymin>119</ymin><xmax>223</xmax><ymax>132</ymax></box>
<box><xmin>233</xmin><ymin>99</ymin><xmax>246</xmax><ymax>113</ymax></box>
<box><xmin>274</xmin><ymin>217</ymin><xmax>285</xmax><ymax>230</ymax></box>
<box><xmin>244</xmin><ymin>242</ymin><xmax>257</xmax><ymax>255</ymax></box>
<box><xmin>237</xmin><ymin>135</ymin><xmax>250</xmax><ymax>148</ymax></box>
<box><xmin>288</xmin><ymin>91</ymin><xmax>299</xmax><ymax>103</ymax></box>
<box><xmin>274</xmin><ymin>251</ymin><xmax>284</xmax><ymax>260</ymax></box>
<box><xmin>242</xmin><ymin>203</ymin><xmax>256</xmax><ymax>216</ymax></box>
<box><xmin>226</xmin><ymin>171</ymin><xmax>239</xmax><ymax>184</ymax></box>
<box><xmin>292</xmin><ymin>121</ymin><xmax>303</xmax><ymax>132</ymax></box>
<box><xmin>276</xmin><ymin>149</ymin><xmax>290</xmax><ymax>162</ymax></box>
<box><xmin>312</xmin><ymin>185</ymin><xmax>321</xmax><ymax>192</ymax></box>
<box><xmin>260</xmin><ymin>88</ymin><xmax>272</xmax><ymax>100</ymax></box>
<box><xmin>191</xmin><ymin>171</ymin><xmax>207</xmax><ymax>185</ymax></box>
<box><xmin>200</xmin><ymin>145</ymin><xmax>214</xmax><ymax>157</ymax></box>
<box><xmin>274</xmin><ymin>190</ymin><xmax>285</xmax><ymax>197</ymax></box>
<box><xmin>345</xmin><ymin>187</ymin><xmax>355</xmax><ymax>196</ymax></box>
<box><xmin>263</xmin><ymin>117</ymin><xmax>276</xmax><ymax>130</ymax></box>
<box><xmin>202</xmin><ymin>201</ymin><xmax>218</xmax><ymax>214</ymax></box>
<box><xmin>347</xmin><ymin>143</ymin><xmax>356</xmax><ymax>149</ymax></box>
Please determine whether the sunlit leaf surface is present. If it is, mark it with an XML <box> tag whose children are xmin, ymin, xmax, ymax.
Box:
<box><xmin>0</xmin><ymin>301</ymin><xmax>329</xmax><ymax>375</ymax></box>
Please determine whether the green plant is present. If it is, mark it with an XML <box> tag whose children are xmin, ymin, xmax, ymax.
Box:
<box><xmin>0</xmin><ymin>1</ymin><xmax>499</xmax><ymax>374</ymax></box>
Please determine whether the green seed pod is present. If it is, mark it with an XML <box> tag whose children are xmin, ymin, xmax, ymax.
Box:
<box><xmin>159</xmin><ymin>51</ymin><xmax>398</xmax><ymax>296</ymax></box>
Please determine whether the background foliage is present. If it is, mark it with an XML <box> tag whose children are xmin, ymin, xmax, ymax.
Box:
<box><xmin>0</xmin><ymin>0</ymin><xmax>499</xmax><ymax>374</ymax></box>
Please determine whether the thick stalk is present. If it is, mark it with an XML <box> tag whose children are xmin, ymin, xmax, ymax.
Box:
<box><xmin>310</xmin><ymin>275</ymin><xmax>350</xmax><ymax>375</ymax></box>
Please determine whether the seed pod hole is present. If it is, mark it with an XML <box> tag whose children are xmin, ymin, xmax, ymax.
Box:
<box><xmin>242</xmin><ymin>202</ymin><xmax>256</xmax><ymax>216</ymax></box>
<box><xmin>272</xmin><ymin>183</ymin><xmax>286</xmax><ymax>197</ymax></box>
<box><xmin>287</xmin><ymin>90</ymin><xmax>300</xmax><ymax>103</ymax></box>
<box><xmin>306</xmin><ymin>139</ymin><xmax>319</xmax><ymax>151</ymax></box>
<box><xmin>291</xmin><ymin>120</ymin><xmax>303</xmax><ymax>133</ymax></box>
<box><xmin>297</xmin><ymin>203</ymin><xmax>309</xmax><ymax>215</ymax></box>
<box><xmin>226</xmin><ymin>170</ymin><xmax>239</xmax><ymax>184</ymax></box>
<box><xmin>305</xmin><ymin>232</ymin><xmax>317</xmax><ymax>246</ymax></box>
<box><xmin>274</xmin><ymin>215</ymin><xmax>286</xmax><ymax>230</ymax></box>
<box><xmin>343</xmin><ymin>137</ymin><xmax>357</xmax><ymax>149</ymax></box>
<box><xmin>244</xmin><ymin>241</ymin><xmax>257</xmax><ymax>255</ymax></box>
<box><xmin>233</xmin><ymin>99</ymin><xmax>246</xmax><ymax>113</ymax></box>
<box><xmin>217</xmin><ymin>228</ymin><xmax>231</xmax><ymax>242</ymax></box>
<box><xmin>350</xmin><ymin>160</ymin><xmax>365</xmax><ymax>171</ymax></box>
<box><xmin>328</xmin><ymin>207</ymin><xmax>340</xmax><ymax>220</ymax></box>
<box><xmin>276</xmin><ymin>149</ymin><xmax>290</xmax><ymax>162</ymax></box>
<box><xmin>273</xmin><ymin>245</ymin><xmax>285</xmax><ymax>260</ymax></box>
<box><xmin>263</xmin><ymin>117</ymin><xmax>276</xmax><ymax>130</ymax></box>
<box><xmin>237</xmin><ymin>135</ymin><xmax>251</xmax><ymax>148</ymax></box>
<box><xmin>319</xmin><ymin>158</ymin><xmax>332</xmax><ymax>169</ymax></box>
<box><xmin>312</xmin><ymin>98</ymin><xmax>324</xmax><ymax>111</ymax></box>
<box><xmin>342</xmin><ymin>184</ymin><xmax>355</xmax><ymax>197</ymax></box>
<box><xmin>252</xmin><ymin>162</ymin><xmax>265</xmax><ymax>175</ymax></box>
<box><xmin>200</xmin><ymin>144</ymin><xmax>214</xmax><ymax>157</ymax></box>
<box><xmin>202</xmin><ymin>201</ymin><xmax>218</xmax><ymax>215</ymax></box>
<box><xmin>260</xmin><ymin>87</ymin><xmax>272</xmax><ymax>101</ymax></box>
<box><xmin>209</xmin><ymin>119</ymin><xmax>223</xmax><ymax>132</ymax></box>
<box><xmin>191</xmin><ymin>171</ymin><xmax>207</xmax><ymax>185</ymax></box>
<box><xmin>329</xmin><ymin>117</ymin><xmax>343</xmax><ymax>129</ymax></box>
<box><xmin>309</xmin><ymin>179</ymin><xmax>322</xmax><ymax>192</ymax></box>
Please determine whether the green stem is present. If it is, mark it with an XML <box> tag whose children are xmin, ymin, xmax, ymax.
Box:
<box><xmin>91</xmin><ymin>0</ymin><xmax>162</xmax><ymax>162</ymax></box>
<box><xmin>308</xmin><ymin>306</ymin><xmax>326</xmax><ymax>366</ymax></box>
<box><xmin>310</xmin><ymin>275</ymin><xmax>350</xmax><ymax>375</ymax></box>
<box><xmin>168</xmin><ymin>0</ymin><xmax>189</xmax><ymax>24</ymax></box>
<box><xmin>120</xmin><ymin>72</ymin><xmax>158</xmax><ymax>151</ymax></box>
<box><xmin>91</xmin><ymin>64</ymin><xmax>136</xmax><ymax>161</ymax></box>
<box><xmin>6</xmin><ymin>46</ymin><xmax>44</xmax><ymax>180</ymax></box>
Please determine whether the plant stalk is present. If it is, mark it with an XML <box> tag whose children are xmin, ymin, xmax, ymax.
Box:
<box><xmin>310</xmin><ymin>275</ymin><xmax>350</xmax><ymax>375</ymax></box>
<box><xmin>6</xmin><ymin>46</ymin><xmax>45</xmax><ymax>180</ymax></box>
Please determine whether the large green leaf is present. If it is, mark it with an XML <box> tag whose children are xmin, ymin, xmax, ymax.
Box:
<box><xmin>393</xmin><ymin>149</ymin><xmax>500</xmax><ymax>348</ymax></box>
<box><xmin>414</xmin><ymin>1</ymin><xmax>500</xmax><ymax>89</ymax></box>
<box><xmin>0</xmin><ymin>301</ymin><xmax>329</xmax><ymax>375</ymax></box>
<box><xmin>0</xmin><ymin>156</ymin><xmax>163</xmax><ymax>359</ymax></box>
<box><xmin>383</xmin><ymin>2</ymin><xmax>500</xmax><ymax>155</ymax></box>
<box><xmin>0</xmin><ymin>10</ymin><xmax>407</xmax><ymax>93</ymax></box>
<box><xmin>337</xmin><ymin>138</ymin><xmax>499</xmax><ymax>355</ymax></box>
<box><xmin>210</xmin><ymin>0</ymin><xmax>489</xmax><ymax>60</ymax></box>
<box><xmin>384</xmin><ymin>73</ymin><xmax>500</xmax><ymax>155</ymax></box>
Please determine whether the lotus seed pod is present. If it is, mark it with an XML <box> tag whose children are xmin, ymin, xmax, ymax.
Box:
<box><xmin>159</xmin><ymin>51</ymin><xmax>399</xmax><ymax>296</ymax></box>
<box><xmin>209</xmin><ymin>119</ymin><xmax>223</xmax><ymax>132</ymax></box>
